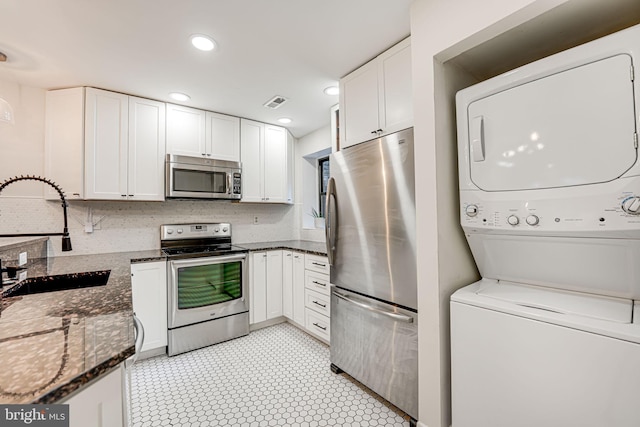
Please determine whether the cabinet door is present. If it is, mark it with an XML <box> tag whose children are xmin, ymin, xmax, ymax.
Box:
<box><xmin>378</xmin><ymin>37</ymin><xmax>413</xmax><ymax>137</ymax></box>
<box><xmin>64</xmin><ymin>365</ymin><xmax>124</xmax><ymax>427</ymax></box>
<box><xmin>266</xmin><ymin>250</ymin><xmax>283</xmax><ymax>319</ymax></box>
<box><xmin>292</xmin><ymin>252</ymin><xmax>306</xmax><ymax>326</ymax></box>
<box><xmin>263</xmin><ymin>124</ymin><xmax>287</xmax><ymax>203</ymax></box>
<box><xmin>340</xmin><ymin>60</ymin><xmax>380</xmax><ymax>149</ymax></box>
<box><xmin>166</xmin><ymin>103</ymin><xmax>207</xmax><ymax>157</ymax></box>
<box><xmin>84</xmin><ymin>88</ymin><xmax>129</xmax><ymax>200</ymax></box>
<box><xmin>282</xmin><ymin>250</ymin><xmax>293</xmax><ymax>319</ymax></box>
<box><xmin>45</xmin><ymin>87</ymin><xmax>85</xmax><ymax>200</ymax></box>
<box><xmin>128</xmin><ymin>97</ymin><xmax>166</xmax><ymax>201</ymax></box>
<box><xmin>251</xmin><ymin>252</ymin><xmax>268</xmax><ymax>324</ymax></box>
<box><xmin>240</xmin><ymin>119</ymin><xmax>264</xmax><ymax>202</ymax></box>
<box><xmin>285</xmin><ymin>130</ymin><xmax>295</xmax><ymax>204</ymax></box>
<box><xmin>131</xmin><ymin>261</ymin><xmax>167</xmax><ymax>353</ymax></box>
<box><xmin>206</xmin><ymin>111</ymin><xmax>240</xmax><ymax>161</ymax></box>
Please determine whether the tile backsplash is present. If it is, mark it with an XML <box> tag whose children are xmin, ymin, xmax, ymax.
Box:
<box><xmin>0</xmin><ymin>198</ymin><xmax>314</xmax><ymax>257</ymax></box>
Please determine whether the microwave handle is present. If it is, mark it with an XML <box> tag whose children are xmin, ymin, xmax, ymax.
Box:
<box><xmin>227</xmin><ymin>173</ymin><xmax>232</xmax><ymax>195</ymax></box>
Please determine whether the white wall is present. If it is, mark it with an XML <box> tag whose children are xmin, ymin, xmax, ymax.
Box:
<box><xmin>295</xmin><ymin>124</ymin><xmax>331</xmax><ymax>243</ymax></box>
<box><xmin>409</xmin><ymin>1</ymin><xmax>571</xmax><ymax>426</ymax></box>
<box><xmin>0</xmin><ymin>79</ymin><xmax>298</xmax><ymax>256</ymax></box>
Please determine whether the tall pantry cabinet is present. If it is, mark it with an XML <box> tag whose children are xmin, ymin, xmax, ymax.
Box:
<box><xmin>45</xmin><ymin>87</ymin><xmax>166</xmax><ymax>201</ymax></box>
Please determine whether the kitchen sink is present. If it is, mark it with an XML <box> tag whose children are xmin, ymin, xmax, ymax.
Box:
<box><xmin>2</xmin><ymin>270</ymin><xmax>111</xmax><ymax>297</ymax></box>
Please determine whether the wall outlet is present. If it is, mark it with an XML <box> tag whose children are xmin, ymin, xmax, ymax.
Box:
<box><xmin>18</xmin><ymin>252</ymin><xmax>27</xmax><ymax>266</ymax></box>
<box><xmin>254</xmin><ymin>216</ymin><xmax>259</xmax><ymax>224</ymax></box>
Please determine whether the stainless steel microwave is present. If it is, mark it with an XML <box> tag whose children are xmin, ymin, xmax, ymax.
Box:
<box><xmin>166</xmin><ymin>154</ymin><xmax>242</xmax><ymax>200</ymax></box>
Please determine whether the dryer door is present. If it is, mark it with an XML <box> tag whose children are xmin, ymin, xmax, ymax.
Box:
<box><xmin>467</xmin><ymin>54</ymin><xmax>637</xmax><ymax>191</ymax></box>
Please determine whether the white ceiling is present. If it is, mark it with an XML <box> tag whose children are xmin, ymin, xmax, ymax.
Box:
<box><xmin>0</xmin><ymin>0</ymin><xmax>412</xmax><ymax>138</ymax></box>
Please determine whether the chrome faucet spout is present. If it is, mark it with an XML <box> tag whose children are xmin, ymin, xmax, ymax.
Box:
<box><xmin>0</xmin><ymin>175</ymin><xmax>72</xmax><ymax>251</ymax></box>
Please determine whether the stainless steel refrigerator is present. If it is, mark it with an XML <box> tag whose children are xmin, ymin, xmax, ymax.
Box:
<box><xmin>326</xmin><ymin>127</ymin><xmax>418</xmax><ymax>421</ymax></box>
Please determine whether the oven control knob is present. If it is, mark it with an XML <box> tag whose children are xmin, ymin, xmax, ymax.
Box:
<box><xmin>214</xmin><ymin>228</ymin><xmax>220</xmax><ymax>232</ymax></box>
<box><xmin>507</xmin><ymin>215</ymin><xmax>519</xmax><ymax>226</ymax></box>
<box><xmin>177</xmin><ymin>228</ymin><xmax>183</xmax><ymax>234</ymax></box>
<box><xmin>166</xmin><ymin>229</ymin><xmax>174</xmax><ymax>235</ymax></box>
<box><xmin>222</xmin><ymin>227</ymin><xmax>228</xmax><ymax>232</ymax></box>
<box><xmin>622</xmin><ymin>196</ymin><xmax>640</xmax><ymax>214</ymax></box>
<box><xmin>526</xmin><ymin>215</ymin><xmax>540</xmax><ymax>226</ymax></box>
<box><xmin>465</xmin><ymin>204</ymin><xmax>479</xmax><ymax>217</ymax></box>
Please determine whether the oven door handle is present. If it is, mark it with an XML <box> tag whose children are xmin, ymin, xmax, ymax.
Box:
<box><xmin>168</xmin><ymin>252</ymin><xmax>247</xmax><ymax>268</ymax></box>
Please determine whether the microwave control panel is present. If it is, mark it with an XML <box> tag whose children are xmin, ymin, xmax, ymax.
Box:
<box><xmin>233</xmin><ymin>172</ymin><xmax>242</xmax><ymax>195</ymax></box>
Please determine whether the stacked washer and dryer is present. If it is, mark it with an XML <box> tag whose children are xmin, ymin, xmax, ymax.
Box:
<box><xmin>451</xmin><ymin>24</ymin><xmax>640</xmax><ymax>427</ymax></box>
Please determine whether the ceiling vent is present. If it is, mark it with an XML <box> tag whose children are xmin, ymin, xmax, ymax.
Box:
<box><xmin>263</xmin><ymin>95</ymin><xmax>288</xmax><ymax>109</ymax></box>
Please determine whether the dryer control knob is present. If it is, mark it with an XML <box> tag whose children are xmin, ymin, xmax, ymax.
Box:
<box><xmin>526</xmin><ymin>215</ymin><xmax>540</xmax><ymax>226</ymax></box>
<box><xmin>465</xmin><ymin>204</ymin><xmax>479</xmax><ymax>217</ymax></box>
<box><xmin>507</xmin><ymin>215</ymin><xmax>519</xmax><ymax>226</ymax></box>
<box><xmin>622</xmin><ymin>197</ymin><xmax>640</xmax><ymax>214</ymax></box>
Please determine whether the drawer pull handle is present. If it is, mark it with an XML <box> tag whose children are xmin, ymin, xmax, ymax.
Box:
<box><xmin>312</xmin><ymin>262</ymin><xmax>326</xmax><ymax>267</ymax></box>
<box><xmin>313</xmin><ymin>322</ymin><xmax>327</xmax><ymax>331</ymax></box>
<box><xmin>312</xmin><ymin>280</ymin><xmax>326</xmax><ymax>287</ymax></box>
<box><xmin>312</xmin><ymin>300</ymin><xmax>327</xmax><ymax>308</ymax></box>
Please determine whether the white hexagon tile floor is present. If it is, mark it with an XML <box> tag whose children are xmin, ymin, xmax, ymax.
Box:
<box><xmin>129</xmin><ymin>322</ymin><xmax>411</xmax><ymax>427</ymax></box>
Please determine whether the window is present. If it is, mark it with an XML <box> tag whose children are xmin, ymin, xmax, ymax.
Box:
<box><xmin>318</xmin><ymin>156</ymin><xmax>330</xmax><ymax>217</ymax></box>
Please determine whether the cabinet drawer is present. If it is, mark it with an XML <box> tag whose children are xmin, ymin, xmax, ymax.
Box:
<box><xmin>305</xmin><ymin>254</ymin><xmax>329</xmax><ymax>274</ymax></box>
<box><xmin>305</xmin><ymin>288</ymin><xmax>330</xmax><ymax>317</ymax></box>
<box><xmin>305</xmin><ymin>270</ymin><xmax>330</xmax><ymax>295</ymax></box>
<box><xmin>305</xmin><ymin>309</ymin><xmax>330</xmax><ymax>342</ymax></box>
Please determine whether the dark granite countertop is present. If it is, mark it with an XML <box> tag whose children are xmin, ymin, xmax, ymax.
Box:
<box><xmin>0</xmin><ymin>249</ymin><xmax>164</xmax><ymax>404</ymax></box>
<box><xmin>236</xmin><ymin>240</ymin><xmax>327</xmax><ymax>256</ymax></box>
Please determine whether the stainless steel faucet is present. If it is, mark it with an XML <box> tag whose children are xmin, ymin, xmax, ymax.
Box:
<box><xmin>0</xmin><ymin>175</ymin><xmax>72</xmax><ymax>251</ymax></box>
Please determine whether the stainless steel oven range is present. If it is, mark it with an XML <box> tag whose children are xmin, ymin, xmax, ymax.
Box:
<box><xmin>161</xmin><ymin>223</ymin><xmax>249</xmax><ymax>356</ymax></box>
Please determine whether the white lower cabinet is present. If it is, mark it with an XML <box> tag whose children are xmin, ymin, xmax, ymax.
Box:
<box><xmin>282</xmin><ymin>251</ymin><xmax>306</xmax><ymax>326</ymax></box>
<box><xmin>305</xmin><ymin>308</ymin><xmax>331</xmax><ymax>342</ymax></box>
<box><xmin>303</xmin><ymin>254</ymin><xmax>331</xmax><ymax>343</ymax></box>
<box><xmin>251</xmin><ymin>250</ymin><xmax>330</xmax><ymax>343</ymax></box>
<box><xmin>250</xmin><ymin>251</ymin><xmax>283</xmax><ymax>324</ymax></box>
<box><xmin>63</xmin><ymin>364</ymin><xmax>125</xmax><ymax>427</ymax></box>
<box><xmin>130</xmin><ymin>261</ymin><xmax>167</xmax><ymax>353</ymax></box>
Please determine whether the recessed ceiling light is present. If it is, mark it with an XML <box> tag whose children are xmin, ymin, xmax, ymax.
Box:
<box><xmin>278</xmin><ymin>118</ymin><xmax>292</xmax><ymax>124</ymax></box>
<box><xmin>323</xmin><ymin>86</ymin><xmax>339</xmax><ymax>96</ymax></box>
<box><xmin>191</xmin><ymin>34</ymin><xmax>216</xmax><ymax>51</ymax></box>
<box><xmin>169</xmin><ymin>92</ymin><xmax>191</xmax><ymax>102</ymax></box>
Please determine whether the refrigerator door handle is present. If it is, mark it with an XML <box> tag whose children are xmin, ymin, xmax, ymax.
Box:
<box><xmin>325</xmin><ymin>177</ymin><xmax>337</xmax><ymax>265</ymax></box>
<box><xmin>333</xmin><ymin>291</ymin><xmax>414</xmax><ymax>323</ymax></box>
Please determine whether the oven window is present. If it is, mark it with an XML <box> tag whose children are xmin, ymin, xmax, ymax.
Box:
<box><xmin>177</xmin><ymin>261</ymin><xmax>242</xmax><ymax>309</ymax></box>
<box><xmin>174</xmin><ymin>169</ymin><xmax>226</xmax><ymax>193</ymax></box>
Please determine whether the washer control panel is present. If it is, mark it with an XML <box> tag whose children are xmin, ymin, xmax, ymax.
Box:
<box><xmin>461</xmin><ymin>188</ymin><xmax>640</xmax><ymax>236</ymax></box>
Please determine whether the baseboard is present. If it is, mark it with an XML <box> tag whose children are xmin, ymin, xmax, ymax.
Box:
<box><xmin>249</xmin><ymin>316</ymin><xmax>287</xmax><ymax>331</ymax></box>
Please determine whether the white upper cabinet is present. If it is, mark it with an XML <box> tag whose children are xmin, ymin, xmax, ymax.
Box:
<box><xmin>240</xmin><ymin>119</ymin><xmax>294</xmax><ymax>204</ymax></box>
<box><xmin>127</xmin><ymin>96</ymin><xmax>166</xmax><ymax>200</ymax></box>
<box><xmin>84</xmin><ymin>88</ymin><xmax>129</xmax><ymax>199</ymax></box>
<box><xmin>46</xmin><ymin>87</ymin><xmax>165</xmax><ymax>201</ymax></box>
<box><xmin>339</xmin><ymin>37</ymin><xmax>412</xmax><ymax>149</ymax></box>
<box><xmin>165</xmin><ymin>104</ymin><xmax>207</xmax><ymax>157</ymax></box>
<box><xmin>166</xmin><ymin>104</ymin><xmax>240</xmax><ymax>162</ymax></box>
<box><xmin>206</xmin><ymin>111</ymin><xmax>241</xmax><ymax>162</ymax></box>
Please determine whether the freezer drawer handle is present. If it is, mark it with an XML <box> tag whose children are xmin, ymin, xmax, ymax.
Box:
<box><xmin>313</xmin><ymin>322</ymin><xmax>327</xmax><ymax>331</ymax></box>
<box><xmin>312</xmin><ymin>300</ymin><xmax>327</xmax><ymax>308</ymax></box>
<box><xmin>312</xmin><ymin>280</ymin><xmax>327</xmax><ymax>287</ymax></box>
<box><xmin>333</xmin><ymin>291</ymin><xmax>414</xmax><ymax>323</ymax></box>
